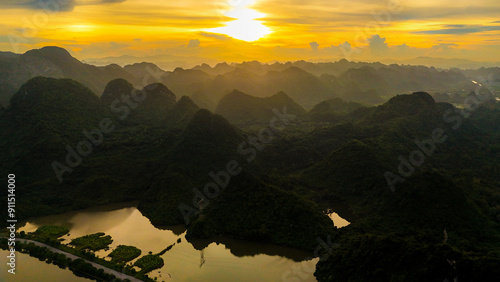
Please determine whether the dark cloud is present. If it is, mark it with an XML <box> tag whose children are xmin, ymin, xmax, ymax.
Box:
<box><xmin>0</xmin><ymin>0</ymin><xmax>126</xmax><ymax>12</ymax></box>
<box><xmin>397</xmin><ymin>6</ymin><xmax>500</xmax><ymax>21</ymax></box>
<box><xmin>8</xmin><ymin>0</ymin><xmax>76</xmax><ymax>11</ymax></box>
<box><xmin>413</xmin><ymin>24</ymin><xmax>500</xmax><ymax>35</ymax></box>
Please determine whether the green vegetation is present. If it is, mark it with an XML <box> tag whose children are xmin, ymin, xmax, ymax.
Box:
<box><xmin>215</xmin><ymin>90</ymin><xmax>306</xmax><ymax>125</ymax></box>
<box><xmin>315</xmin><ymin>233</ymin><xmax>500</xmax><ymax>281</ymax></box>
<box><xmin>33</xmin><ymin>225</ymin><xmax>69</xmax><ymax>239</ymax></box>
<box><xmin>19</xmin><ymin>225</ymin><xmax>69</xmax><ymax>246</ymax></box>
<box><xmin>0</xmin><ymin>237</ymin><xmax>154</xmax><ymax>282</ymax></box>
<box><xmin>185</xmin><ymin>172</ymin><xmax>336</xmax><ymax>251</ymax></box>
<box><xmin>1</xmin><ymin>71</ymin><xmax>499</xmax><ymax>281</ymax></box>
<box><xmin>307</xmin><ymin>97</ymin><xmax>364</xmax><ymax>122</ymax></box>
<box><xmin>108</xmin><ymin>245</ymin><xmax>142</xmax><ymax>263</ymax></box>
<box><xmin>134</xmin><ymin>254</ymin><xmax>164</xmax><ymax>273</ymax></box>
<box><xmin>70</xmin><ymin>233</ymin><xmax>113</xmax><ymax>251</ymax></box>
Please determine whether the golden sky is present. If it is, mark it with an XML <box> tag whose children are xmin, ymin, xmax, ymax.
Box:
<box><xmin>1</xmin><ymin>0</ymin><xmax>499</xmax><ymax>65</ymax></box>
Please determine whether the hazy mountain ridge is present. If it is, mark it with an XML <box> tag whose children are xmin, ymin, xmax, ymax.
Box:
<box><xmin>384</xmin><ymin>56</ymin><xmax>500</xmax><ymax>69</ymax></box>
<box><xmin>2</xmin><ymin>46</ymin><xmax>494</xmax><ymax>112</ymax></box>
<box><xmin>0</xmin><ymin>47</ymin><xmax>163</xmax><ymax>107</ymax></box>
<box><xmin>174</xmin><ymin>59</ymin><xmax>483</xmax><ymax>109</ymax></box>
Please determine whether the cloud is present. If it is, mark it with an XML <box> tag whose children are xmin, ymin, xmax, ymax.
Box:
<box><xmin>0</xmin><ymin>0</ymin><xmax>127</xmax><ymax>12</ymax></box>
<box><xmin>414</xmin><ymin>24</ymin><xmax>500</xmax><ymax>35</ymax></box>
<box><xmin>187</xmin><ymin>39</ymin><xmax>200</xmax><ymax>48</ymax></box>
<box><xmin>11</xmin><ymin>0</ymin><xmax>76</xmax><ymax>11</ymax></box>
<box><xmin>396</xmin><ymin>43</ymin><xmax>409</xmax><ymax>50</ymax></box>
<box><xmin>397</xmin><ymin>6</ymin><xmax>500</xmax><ymax>21</ymax></box>
<box><xmin>199</xmin><ymin>32</ymin><xmax>232</xmax><ymax>41</ymax></box>
<box><xmin>432</xmin><ymin>43</ymin><xmax>458</xmax><ymax>51</ymax></box>
<box><xmin>0</xmin><ymin>34</ymin><xmax>49</xmax><ymax>44</ymax></box>
<box><xmin>309</xmin><ymin>41</ymin><xmax>319</xmax><ymax>51</ymax></box>
<box><xmin>368</xmin><ymin>34</ymin><xmax>388</xmax><ymax>55</ymax></box>
<box><xmin>109</xmin><ymin>41</ymin><xmax>129</xmax><ymax>49</ymax></box>
<box><xmin>324</xmin><ymin>41</ymin><xmax>354</xmax><ymax>56</ymax></box>
<box><xmin>62</xmin><ymin>41</ymin><xmax>132</xmax><ymax>58</ymax></box>
<box><xmin>339</xmin><ymin>41</ymin><xmax>351</xmax><ymax>51</ymax></box>
<box><xmin>1</xmin><ymin>0</ymin><xmax>499</xmax><ymax>63</ymax></box>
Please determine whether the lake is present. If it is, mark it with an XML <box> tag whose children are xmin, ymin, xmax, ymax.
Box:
<box><xmin>0</xmin><ymin>249</ymin><xmax>90</xmax><ymax>282</ymax></box>
<box><xmin>8</xmin><ymin>202</ymin><xmax>348</xmax><ymax>281</ymax></box>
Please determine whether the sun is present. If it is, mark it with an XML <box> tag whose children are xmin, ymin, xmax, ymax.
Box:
<box><xmin>208</xmin><ymin>0</ymin><xmax>271</xmax><ymax>42</ymax></box>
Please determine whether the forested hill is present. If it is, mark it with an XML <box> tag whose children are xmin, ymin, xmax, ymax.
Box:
<box><xmin>1</xmin><ymin>73</ymin><xmax>499</xmax><ymax>281</ymax></box>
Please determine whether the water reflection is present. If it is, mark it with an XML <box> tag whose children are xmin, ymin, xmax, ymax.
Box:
<box><xmin>158</xmin><ymin>224</ymin><xmax>186</xmax><ymax>236</ymax></box>
<box><xmin>18</xmin><ymin>202</ymin><xmax>317</xmax><ymax>282</ymax></box>
<box><xmin>188</xmin><ymin>235</ymin><xmax>311</xmax><ymax>262</ymax></box>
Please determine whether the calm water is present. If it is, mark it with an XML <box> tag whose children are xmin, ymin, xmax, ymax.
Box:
<box><xmin>6</xmin><ymin>202</ymin><xmax>351</xmax><ymax>282</ymax></box>
<box><xmin>0</xmin><ymin>250</ymin><xmax>91</xmax><ymax>282</ymax></box>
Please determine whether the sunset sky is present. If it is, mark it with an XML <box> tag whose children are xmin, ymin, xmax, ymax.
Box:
<box><xmin>1</xmin><ymin>0</ymin><xmax>499</xmax><ymax>65</ymax></box>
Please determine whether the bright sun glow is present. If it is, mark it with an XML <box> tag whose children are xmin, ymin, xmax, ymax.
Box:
<box><xmin>66</xmin><ymin>24</ymin><xmax>95</xmax><ymax>32</ymax></box>
<box><xmin>208</xmin><ymin>0</ymin><xmax>271</xmax><ymax>42</ymax></box>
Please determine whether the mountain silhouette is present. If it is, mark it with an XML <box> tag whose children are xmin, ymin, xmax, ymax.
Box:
<box><xmin>215</xmin><ymin>90</ymin><xmax>305</xmax><ymax>125</ymax></box>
